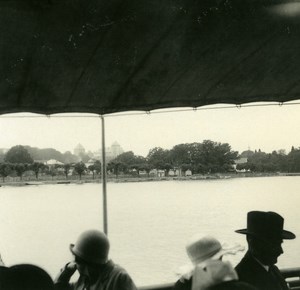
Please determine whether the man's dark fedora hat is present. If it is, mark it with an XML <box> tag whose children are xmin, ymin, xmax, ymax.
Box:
<box><xmin>235</xmin><ymin>211</ymin><xmax>296</xmax><ymax>240</ymax></box>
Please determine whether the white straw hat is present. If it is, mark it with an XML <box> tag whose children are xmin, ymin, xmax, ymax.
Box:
<box><xmin>177</xmin><ymin>235</ymin><xmax>244</xmax><ymax>281</ymax></box>
<box><xmin>186</xmin><ymin>235</ymin><xmax>225</xmax><ymax>266</ymax></box>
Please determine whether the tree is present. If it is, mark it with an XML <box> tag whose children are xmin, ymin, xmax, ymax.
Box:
<box><xmin>0</xmin><ymin>153</ymin><xmax>5</xmax><ymax>163</ymax></box>
<box><xmin>94</xmin><ymin>160</ymin><xmax>102</xmax><ymax>175</ymax></box>
<box><xmin>240</xmin><ymin>150</ymin><xmax>255</xmax><ymax>158</ymax></box>
<box><xmin>14</xmin><ymin>164</ymin><xmax>28</xmax><ymax>180</ymax></box>
<box><xmin>79</xmin><ymin>152</ymin><xmax>90</xmax><ymax>163</ymax></box>
<box><xmin>47</xmin><ymin>166</ymin><xmax>57</xmax><ymax>180</ymax></box>
<box><xmin>147</xmin><ymin>147</ymin><xmax>171</xmax><ymax>169</ymax></box>
<box><xmin>181</xmin><ymin>163</ymin><xmax>192</xmax><ymax>175</ymax></box>
<box><xmin>0</xmin><ymin>163</ymin><xmax>12</xmax><ymax>182</ymax></box>
<box><xmin>5</xmin><ymin>145</ymin><xmax>33</xmax><ymax>164</ymax></box>
<box><xmin>193</xmin><ymin>140</ymin><xmax>238</xmax><ymax>173</ymax></box>
<box><xmin>163</xmin><ymin>163</ymin><xmax>173</xmax><ymax>176</ymax></box>
<box><xmin>113</xmin><ymin>151</ymin><xmax>139</xmax><ymax>166</ymax></box>
<box><xmin>88</xmin><ymin>165</ymin><xmax>96</xmax><ymax>179</ymax></box>
<box><xmin>63</xmin><ymin>164</ymin><xmax>71</xmax><ymax>179</ymax></box>
<box><xmin>142</xmin><ymin>163</ymin><xmax>153</xmax><ymax>177</ymax></box>
<box><xmin>29</xmin><ymin>162</ymin><xmax>46</xmax><ymax>179</ymax></box>
<box><xmin>107</xmin><ymin>161</ymin><xmax>125</xmax><ymax>178</ymax></box>
<box><xmin>25</xmin><ymin>146</ymin><xmax>65</xmax><ymax>163</ymax></box>
<box><xmin>74</xmin><ymin>162</ymin><xmax>86</xmax><ymax>180</ymax></box>
<box><xmin>287</xmin><ymin>147</ymin><xmax>300</xmax><ymax>172</ymax></box>
<box><xmin>169</xmin><ymin>144</ymin><xmax>192</xmax><ymax>167</ymax></box>
<box><xmin>62</xmin><ymin>151</ymin><xmax>79</xmax><ymax>163</ymax></box>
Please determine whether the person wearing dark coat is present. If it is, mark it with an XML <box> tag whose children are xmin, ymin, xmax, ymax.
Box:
<box><xmin>54</xmin><ymin>230</ymin><xmax>137</xmax><ymax>290</ymax></box>
<box><xmin>235</xmin><ymin>211</ymin><xmax>296</xmax><ymax>290</ymax></box>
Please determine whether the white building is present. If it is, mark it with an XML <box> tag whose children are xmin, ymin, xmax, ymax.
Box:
<box><xmin>45</xmin><ymin>159</ymin><xmax>64</xmax><ymax>166</ymax></box>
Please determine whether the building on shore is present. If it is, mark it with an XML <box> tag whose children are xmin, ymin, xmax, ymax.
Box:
<box><xmin>93</xmin><ymin>141</ymin><xmax>124</xmax><ymax>162</ymax></box>
<box><xmin>233</xmin><ymin>157</ymin><xmax>248</xmax><ymax>172</ymax></box>
<box><xmin>73</xmin><ymin>143</ymin><xmax>85</xmax><ymax>156</ymax></box>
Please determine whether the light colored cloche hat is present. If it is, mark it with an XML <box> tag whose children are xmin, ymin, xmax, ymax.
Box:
<box><xmin>177</xmin><ymin>235</ymin><xmax>244</xmax><ymax>281</ymax></box>
<box><xmin>186</xmin><ymin>235</ymin><xmax>244</xmax><ymax>266</ymax></box>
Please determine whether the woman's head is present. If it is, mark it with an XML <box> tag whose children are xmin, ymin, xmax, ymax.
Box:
<box><xmin>186</xmin><ymin>235</ymin><xmax>224</xmax><ymax>266</ymax></box>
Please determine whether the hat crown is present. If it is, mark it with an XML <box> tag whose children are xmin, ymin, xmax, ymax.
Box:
<box><xmin>235</xmin><ymin>211</ymin><xmax>296</xmax><ymax>240</ymax></box>
<box><xmin>71</xmin><ymin>230</ymin><xmax>110</xmax><ymax>264</ymax></box>
<box><xmin>186</xmin><ymin>236</ymin><xmax>222</xmax><ymax>264</ymax></box>
<box><xmin>247</xmin><ymin>211</ymin><xmax>283</xmax><ymax>240</ymax></box>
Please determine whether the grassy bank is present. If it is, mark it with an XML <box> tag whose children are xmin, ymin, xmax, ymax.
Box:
<box><xmin>1</xmin><ymin>172</ymin><xmax>299</xmax><ymax>187</ymax></box>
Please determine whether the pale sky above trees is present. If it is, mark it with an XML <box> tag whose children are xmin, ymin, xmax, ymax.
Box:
<box><xmin>0</xmin><ymin>101</ymin><xmax>300</xmax><ymax>157</ymax></box>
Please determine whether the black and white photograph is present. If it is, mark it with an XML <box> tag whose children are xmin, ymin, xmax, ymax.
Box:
<box><xmin>1</xmin><ymin>1</ymin><xmax>300</xmax><ymax>290</ymax></box>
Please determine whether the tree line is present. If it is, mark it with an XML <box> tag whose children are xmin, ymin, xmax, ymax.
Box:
<box><xmin>0</xmin><ymin>145</ymin><xmax>101</xmax><ymax>182</ymax></box>
<box><xmin>1</xmin><ymin>142</ymin><xmax>300</xmax><ymax>182</ymax></box>
<box><xmin>237</xmin><ymin>147</ymin><xmax>300</xmax><ymax>173</ymax></box>
<box><xmin>107</xmin><ymin>140</ymin><xmax>238</xmax><ymax>177</ymax></box>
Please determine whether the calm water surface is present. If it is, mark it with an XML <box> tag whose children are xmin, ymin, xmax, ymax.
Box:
<box><xmin>0</xmin><ymin>176</ymin><xmax>300</xmax><ymax>286</ymax></box>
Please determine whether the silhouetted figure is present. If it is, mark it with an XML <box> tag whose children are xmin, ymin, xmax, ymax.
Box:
<box><xmin>0</xmin><ymin>265</ymin><xmax>11</xmax><ymax>290</ymax></box>
<box><xmin>235</xmin><ymin>211</ymin><xmax>296</xmax><ymax>290</ymax></box>
<box><xmin>9</xmin><ymin>264</ymin><xmax>54</xmax><ymax>290</ymax></box>
<box><xmin>55</xmin><ymin>229</ymin><xmax>137</xmax><ymax>290</ymax></box>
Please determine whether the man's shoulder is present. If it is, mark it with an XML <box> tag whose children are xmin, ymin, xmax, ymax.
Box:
<box><xmin>235</xmin><ymin>253</ymin><xmax>266</xmax><ymax>279</ymax></box>
<box><xmin>107</xmin><ymin>262</ymin><xmax>135</xmax><ymax>283</ymax></box>
<box><xmin>105</xmin><ymin>261</ymin><xmax>137</xmax><ymax>290</ymax></box>
<box><xmin>235</xmin><ymin>253</ymin><xmax>258</xmax><ymax>270</ymax></box>
<box><xmin>110</xmin><ymin>263</ymin><xmax>130</xmax><ymax>276</ymax></box>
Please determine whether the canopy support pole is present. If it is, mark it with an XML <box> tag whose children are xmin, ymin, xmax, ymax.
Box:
<box><xmin>101</xmin><ymin>115</ymin><xmax>108</xmax><ymax>235</ymax></box>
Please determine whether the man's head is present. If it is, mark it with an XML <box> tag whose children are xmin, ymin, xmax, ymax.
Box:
<box><xmin>235</xmin><ymin>211</ymin><xmax>295</xmax><ymax>265</ymax></box>
<box><xmin>246</xmin><ymin>235</ymin><xmax>283</xmax><ymax>265</ymax></box>
<box><xmin>70</xmin><ymin>230</ymin><xmax>110</xmax><ymax>279</ymax></box>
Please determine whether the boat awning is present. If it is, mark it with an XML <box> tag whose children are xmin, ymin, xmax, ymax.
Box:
<box><xmin>1</xmin><ymin>0</ymin><xmax>300</xmax><ymax>115</ymax></box>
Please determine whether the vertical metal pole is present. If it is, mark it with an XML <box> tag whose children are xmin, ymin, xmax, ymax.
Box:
<box><xmin>101</xmin><ymin>115</ymin><xmax>108</xmax><ymax>235</ymax></box>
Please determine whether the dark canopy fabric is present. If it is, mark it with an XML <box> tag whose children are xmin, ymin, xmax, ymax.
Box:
<box><xmin>1</xmin><ymin>0</ymin><xmax>300</xmax><ymax>115</ymax></box>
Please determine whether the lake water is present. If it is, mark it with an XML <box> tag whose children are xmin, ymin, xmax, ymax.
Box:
<box><xmin>0</xmin><ymin>176</ymin><xmax>300</xmax><ymax>286</ymax></box>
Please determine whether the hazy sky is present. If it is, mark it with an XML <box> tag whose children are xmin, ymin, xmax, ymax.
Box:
<box><xmin>1</xmin><ymin>101</ymin><xmax>300</xmax><ymax>157</ymax></box>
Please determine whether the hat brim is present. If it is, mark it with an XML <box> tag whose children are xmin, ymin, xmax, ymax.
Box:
<box><xmin>235</xmin><ymin>229</ymin><xmax>296</xmax><ymax>240</ymax></box>
<box><xmin>177</xmin><ymin>246</ymin><xmax>243</xmax><ymax>281</ymax></box>
<box><xmin>69</xmin><ymin>244</ymin><xmax>76</xmax><ymax>254</ymax></box>
<box><xmin>69</xmin><ymin>244</ymin><xmax>107</xmax><ymax>265</ymax></box>
<box><xmin>69</xmin><ymin>244</ymin><xmax>84</xmax><ymax>260</ymax></box>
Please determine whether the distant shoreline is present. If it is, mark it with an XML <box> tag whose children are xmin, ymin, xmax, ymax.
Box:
<box><xmin>1</xmin><ymin>172</ymin><xmax>300</xmax><ymax>187</ymax></box>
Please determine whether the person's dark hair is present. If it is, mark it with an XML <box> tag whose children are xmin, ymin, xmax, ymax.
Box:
<box><xmin>9</xmin><ymin>264</ymin><xmax>54</xmax><ymax>290</ymax></box>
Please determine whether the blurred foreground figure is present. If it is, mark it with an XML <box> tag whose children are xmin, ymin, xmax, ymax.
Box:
<box><xmin>0</xmin><ymin>253</ymin><xmax>5</xmax><ymax>266</ymax></box>
<box><xmin>0</xmin><ymin>265</ymin><xmax>10</xmax><ymax>289</ymax></box>
<box><xmin>192</xmin><ymin>260</ymin><xmax>257</xmax><ymax>290</ymax></box>
<box><xmin>235</xmin><ymin>211</ymin><xmax>296</xmax><ymax>290</ymax></box>
<box><xmin>174</xmin><ymin>235</ymin><xmax>245</xmax><ymax>290</ymax></box>
<box><xmin>8</xmin><ymin>264</ymin><xmax>54</xmax><ymax>290</ymax></box>
<box><xmin>55</xmin><ymin>229</ymin><xmax>137</xmax><ymax>290</ymax></box>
